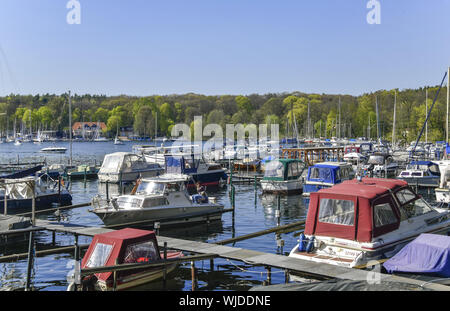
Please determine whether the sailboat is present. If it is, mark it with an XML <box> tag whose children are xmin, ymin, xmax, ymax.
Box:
<box><xmin>93</xmin><ymin>122</ymin><xmax>109</xmax><ymax>142</ymax></box>
<box><xmin>114</xmin><ymin>124</ymin><xmax>124</xmax><ymax>145</ymax></box>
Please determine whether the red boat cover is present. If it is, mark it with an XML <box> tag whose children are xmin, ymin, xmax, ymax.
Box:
<box><xmin>81</xmin><ymin>228</ymin><xmax>160</xmax><ymax>282</ymax></box>
<box><xmin>305</xmin><ymin>178</ymin><xmax>409</xmax><ymax>242</ymax></box>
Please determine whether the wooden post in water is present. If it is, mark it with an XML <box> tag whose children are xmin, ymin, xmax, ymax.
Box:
<box><xmin>191</xmin><ymin>261</ymin><xmax>197</xmax><ymax>291</ymax></box>
<box><xmin>266</xmin><ymin>266</ymin><xmax>272</xmax><ymax>285</ymax></box>
<box><xmin>83</xmin><ymin>166</ymin><xmax>87</xmax><ymax>188</ymax></box>
<box><xmin>25</xmin><ymin>231</ymin><xmax>35</xmax><ymax>291</ymax></box>
<box><xmin>162</xmin><ymin>242</ymin><xmax>167</xmax><ymax>289</ymax></box>
<box><xmin>31</xmin><ymin>180</ymin><xmax>36</xmax><ymax>226</ymax></box>
<box><xmin>74</xmin><ymin>234</ymin><xmax>80</xmax><ymax>291</ymax></box>
<box><xmin>106</xmin><ymin>181</ymin><xmax>110</xmax><ymax>202</ymax></box>
<box><xmin>113</xmin><ymin>258</ymin><xmax>118</xmax><ymax>291</ymax></box>
<box><xmin>3</xmin><ymin>185</ymin><xmax>7</xmax><ymax>216</ymax></box>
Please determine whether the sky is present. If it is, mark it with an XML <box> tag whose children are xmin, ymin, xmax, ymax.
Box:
<box><xmin>0</xmin><ymin>0</ymin><xmax>449</xmax><ymax>97</ymax></box>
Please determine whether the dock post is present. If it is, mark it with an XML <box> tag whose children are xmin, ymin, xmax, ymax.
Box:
<box><xmin>83</xmin><ymin>166</ymin><xmax>87</xmax><ymax>188</ymax></box>
<box><xmin>191</xmin><ymin>261</ymin><xmax>197</xmax><ymax>291</ymax></box>
<box><xmin>254</xmin><ymin>176</ymin><xmax>257</xmax><ymax>205</ymax></box>
<box><xmin>4</xmin><ymin>187</ymin><xmax>7</xmax><ymax>216</ymax></box>
<box><xmin>58</xmin><ymin>176</ymin><xmax>61</xmax><ymax>206</ymax></box>
<box><xmin>73</xmin><ymin>234</ymin><xmax>80</xmax><ymax>291</ymax></box>
<box><xmin>266</xmin><ymin>266</ymin><xmax>272</xmax><ymax>285</ymax></box>
<box><xmin>25</xmin><ymin>231</ymin><xmax>35</xmax><ymax>291</ymax></box>
<box><xmin>284</xmin><ymin>269</ymin><xmax>290</xmax><ymax>283</ymax></box>
<box><xmin>106</xmin><ymin>181</ymin><xmax>110</xmax><ymax>203</ymax></box>
<box><xmin>113</xmin><ymin>258</ymin><xmax>118</xmax><ymax>291</ymax></box>
<box><xmin>210</xmin><ymin>258</ymin><xmax>214</xmax><ymax>271</ymax></box>
<box><xmin>32</xmin><ymin>180</ymin><xmax>36</xmax><ymax>226</ymax></box>
<box><xmin>163</xmin><ymin>242</ymin><xmax>167</xmax><ymax>289</ymax></box>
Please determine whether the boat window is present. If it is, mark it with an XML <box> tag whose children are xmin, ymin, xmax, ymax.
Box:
<box><xmin>373</xmin><ymin>203</ymin><xmax>398</xmax><ymax>227</ymax></box>
<box><xmin>137</xmin><ymin>181</ymin><xmax>165</xmax><ymax>195</ymax></box>
<box><xmin>318</xmin><ymin>198</ymin><xmax>354</xmax><ymax>226</ymax></box>
<box><xmin>123</xmin><ymin>241</ymin><xmax>159</xmax><ymax>264</ymax></box>
<box><xmin>411</xmin><ymin>172</ymin><xmax>422</xmax><ymax>177</ymax></box>
<box><xmin>101</xmin><ymin>155</ymin><xmax>121</xmax><ymax>172</ymax></box>
<box><xmin>400</xmin><ymin>172</ymin><xmax>410</xmax><ymax>176</ymax></box>
<box><xmin>264</xmin><ymin>161</ymin><xmax>284</xmax><ymax>178</ymax></box>
<box><xmin>116</xmin><ymin>197</ymin><xmax>143</xmax><ymax>208</ymax></box>
<box><xmin>400</xmin><ymin>197</ymin><xmax>433</xmax><ymax>220</ymax></box>
<box><xmin>368</xmin><ymin>156</ymin><xmax>385</xmax><ymax>165</ymax></box>
<box><xmin>166</xmin><ymin>183</ymin><xmax>181</xmax><ymax>192</ymax></box>
<box><xmin>86</xmin><ymin>243</ymin><xmax>113</xmax><ymax>268</ymax></box>
<box><xmin>395</xmin><ymin>189</ymin><xmax>416</xmax><ymax>205</ymax></box>
<box><xmin>429</xmin><ymin>165</ymin><xmax>440</xmax><ymax>175</ymax></box>
<box><xmin>309</xmin><ymin>167</ymin><xmax>332</xmax><ymax>181</ymax></box>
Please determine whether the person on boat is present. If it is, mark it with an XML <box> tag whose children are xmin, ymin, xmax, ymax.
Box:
<box><xmin>195</xmin><ymin>182</ymin><xmax>208</xmax><ymax>203</ymax></box>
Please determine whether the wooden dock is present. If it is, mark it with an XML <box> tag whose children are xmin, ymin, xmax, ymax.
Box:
<box><xmin>30</xmin><ymin>219</ymin><xmax>450</xmax><ymax>291</ymax></box>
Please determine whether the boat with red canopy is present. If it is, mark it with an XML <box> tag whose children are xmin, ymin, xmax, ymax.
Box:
<box><xmin>80</xmin><ymin>228</ymin><xmax>183</xmax><ymax>291</ymax></box>
<box><xmin>289</xmin><ymin>177</ymin><xmax>450</xmax><ymax>268</ymax></box>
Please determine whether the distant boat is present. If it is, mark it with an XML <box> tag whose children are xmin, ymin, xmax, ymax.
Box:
<box><xmin>40</xmin><ymin>147</ymin><xmax>67</xmax><ymax>154</ymax></box>
<box><xmin>114</xmin><ymin>136</ymin><xmax>124</xmax><ymax>145</ymax></box>
<box><xmin>14</xmin><ymin>139</ymin><xmax>22</xmax><ymax>146</ymax></box>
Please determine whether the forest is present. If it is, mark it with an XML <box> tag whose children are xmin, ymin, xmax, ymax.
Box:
<box><xmin>0</xmin><ymin>84</ymin><xmax>448</xmax><ymax>145</ymax></box>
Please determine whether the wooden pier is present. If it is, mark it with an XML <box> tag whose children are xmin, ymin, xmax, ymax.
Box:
<box><xmin>282</xmin><ymin>146</ymin><xmax>344</xmax><ymax>166</ymax></box>
<box><xmin>6</xmin><ymin>219</ymin><xmax>445</xmax><ymax>291</ymax></box>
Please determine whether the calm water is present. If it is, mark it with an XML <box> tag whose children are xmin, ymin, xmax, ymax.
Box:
<box><xmin>0</xmin><ymin>141</ymin><xmax>309</xmax><ymax>291</ymax></box>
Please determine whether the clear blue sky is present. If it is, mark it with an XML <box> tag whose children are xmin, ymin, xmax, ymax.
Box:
<box><xmin>0</xmin><ymin>0</ymin><xmax>449</xmax><ymax>96</ymax></box>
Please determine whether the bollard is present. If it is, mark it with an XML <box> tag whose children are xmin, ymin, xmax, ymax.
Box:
<box><xmin>25</xmin><ymin>231</ymin><xmax>35</xmax><ymax>291</ymax></box>
<box><xmin>191</xmin><ymin>261</ymin><xmax>197</xmax><ymax>291</ymax></box>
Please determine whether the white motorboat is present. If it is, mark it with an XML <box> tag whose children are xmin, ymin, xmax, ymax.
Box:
<box><xmin>91</xmin><ymin>173</ymin><xmax>224</xmax><ymax>227</ymax></box>
<box><xmin>289</xmin><ymin>177</ymin><xmax>450</xmax><ymax>269</ymax></box>
<box><xmin>98</xmin><ymin>152</ymin><xmax>163</xmax><ymax>183</ymax></box>
<box><xmin>40</xmin><ymin>147</ymin><xmax>67</xmax><ymax>154</ymax></box>
<box><xmin>260</xmin><ymin>159</ymin><xmax>305</xmax><ymax>194</ymax></box>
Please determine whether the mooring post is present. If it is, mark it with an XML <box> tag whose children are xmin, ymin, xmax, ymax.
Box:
<box><xmin>25</xmin><ymin>231</ymin><xmax>35</xmax><ymax>291</ymax></box>
<box><xmin>210</xmin><ymin>258</ymin><xmax>214</xmax><ymax>271</ymax></box>
<box><xmin>106</xmin><ymin>181</ymin><xmax>110</xmax><ymax>202</ymax></box>
<box><xmin>83</xmin><ymin>166</ymin><xmax>87</xmax><ymax>188</ymax></box>
<box><xmin>266</xmin><ymin>266</ymin><xmax>272</xmax><ymax>285</ymax></box>
<box><xmin>191</xmin><ymin>261</ymin><xmax>197</xmax><ymax>291</ymax></box>
<box><xmin>113</xmin><ymin>258</ymin><xmax>118</xmax><ymax>291</ymax></box>
<box><xmin>284</xmin><ymin>269</ymin><xmax>290</xmax><ymax>283</ymax></box>
<box><xmin>32</xmin><ymin>180</ymin><xmax>36</xmax><ymax>226</ymax></box>
<box><xmin>73</xmin><ymin>234</ymin><xmax>80</xmax><ymax>291</ymax></box>
<box><xmin>58</xmin><ymin>176</ymin><xmax>61</xmax><ymax>206</ymax></box>
<box><xmin>163</xmin><ymin>242</ymin><xmax>167</xmax><ymax>289</ymax></box>
<box><xmin>4</xmin><ymin>186</ymin><xmax>7</xmax><ymax>216</ymax></box>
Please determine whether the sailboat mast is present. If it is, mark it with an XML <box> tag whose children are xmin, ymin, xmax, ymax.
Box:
<box><xmin>376</xmin><ymin>96</ymin><xmax>380</xmax><ymax>143</ymax></box>
<box><xmin>392</xmin><ymin>91</ymin><xmax>397</xmax><ymax>148</ymax></box>
<box><xmin>425</xmin><ymin>88</ymin><xmax>428</xmax><ymax>144</ymax></box>
<box><xmin>69</xmin><ymin>91</ymin><xmax>72</xmax><ymax>166</ymax></box>
<box><xmin>447</xmin><ymin>66</ymin><xmax>450</xmax><ymax>143</ymax></box>
<box><xmin>338</xmin><ymin>97</ymin><xmax>341</xmax><ymax>139</ymax></box>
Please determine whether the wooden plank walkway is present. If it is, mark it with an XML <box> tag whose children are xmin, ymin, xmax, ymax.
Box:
<box><xmin>32</xmin><ymin>219</ymin><xmax>450</xmax><ymax>291</ymax></box>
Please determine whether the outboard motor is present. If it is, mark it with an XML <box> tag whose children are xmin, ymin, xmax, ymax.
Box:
<box><xmin>298</xmin><ymin>233</ymin><xmax>307</xmax><ymax>252</ymax></box>
<box><xmin>306</xmin><ymin>236</ymin><xmax>315</xmax><ymax>253</ymax></box>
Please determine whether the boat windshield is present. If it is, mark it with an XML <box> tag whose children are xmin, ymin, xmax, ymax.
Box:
<box><xmin>116</xmin><ymin>196</ymin><xmax>143</xmax><ymax>209</ymax></box>
<box><xmin>101</xmin><ymin>155</ymin><xmax>121</xmax><ymax>172</ymax></box>
<box><xmin>85</xmin><ymin>243</ymin><xmax>113</xmax><ymax>268</ymax></box>
<box><xmin>398</xmin><ymin>197</ymin><xmax>433</xmax><ymax>221</ymax></box>
<box><xmin>123</xmin><ymin>241</ymin><xmax>159</xmax><ymax>264</ymax></box>
<box><xmin>136</xmin><ymin>181</ymin><xmax>165</xmax><ymax>195</ymax></box>
<box><xmin>264</xmin><ymin>161</ymin><xmax>284</xmax><ymax>178</ymax></box>
<box><xmin>368</xmin><ymin>156</ymin><xmax>385</xmax><ymax>165</ymax></box>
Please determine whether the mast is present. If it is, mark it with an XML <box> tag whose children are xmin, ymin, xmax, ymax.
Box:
<box><xmin>447</xmin><ymin>66</ymin><xmax>450</xmax><ymax>143</ymax></box>
<box><xmin>69</xmin><ymin>91</ymin><xmax>72</xmax><ymax>165</ymax></box>
<box><xmin>392</xmin><ymin>91</ymin><xmax>397</xmax><ymax>148</ymax></box>
<box><xmin>376</xmin><ymin>96</ymin><xmax>380</xmax><ymax>143</ymax></box>
<box><xmin>338</xmin><ymin>97</ymin><xmax>341</xmax><ymax>139</ymax></box>
<box><xmin>425</xmin><ymin>88</ymin><xmax>428</xmax><ymax>144</ymax></box>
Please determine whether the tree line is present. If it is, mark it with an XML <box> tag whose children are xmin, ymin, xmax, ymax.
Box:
<box><xmin>0</xmin><ymin>85</ymin><xmax>448</xmax><ymax>145</ymax></box>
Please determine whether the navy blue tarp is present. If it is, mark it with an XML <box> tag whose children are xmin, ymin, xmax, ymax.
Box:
<box><xmin>383</xmin><ymin>233</ymin><xmax>450</xmax><ymax>277</ymax></box>
<box><xmin>165</xmin><ymin>156</ymin><xmax>182</xmax><ymax>174</ymax></box>
<box><xmin>307</xmin><ymin>164</ymin><xmax>339</xmax><ymax>184</ymax></box>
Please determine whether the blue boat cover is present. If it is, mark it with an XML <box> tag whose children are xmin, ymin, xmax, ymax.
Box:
<box><xmin>165</xmin><ymin>156</ymin><xmax>182</xmax><ymax>174</ymax></box>
<box><xmin>0</xmin><ymin>165</ymin><xmax>43</xmax><ymax>179</ymax></box>
<box><xmin>307</xmin><ymin>164</ymin><xmax>339</xmax><ymax>184</ymax></box>
<box><xmin>409</xmin><ymin>160</ymin><xmax>434</xmax><ymax>166</ymax></box>
<box><xmin>383</xmin><ymin>233</ymin><xmax>450</xmax><ymax>277</ymax></box>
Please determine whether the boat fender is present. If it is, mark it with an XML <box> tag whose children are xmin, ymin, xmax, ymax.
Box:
<box><xmin>298</xmin><ymin>233</ymin><xmax>306</xmax><ymax>252</ymax></box>
<box><xmin>306</xmin><ymin>236</ymin><xmax>315</xmax><ymax>253</ymax></box>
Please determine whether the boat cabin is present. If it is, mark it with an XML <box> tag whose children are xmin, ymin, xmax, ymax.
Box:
<box><xmin>359</xmin><ymin>143</ymin><xmax>373</xmax><ymax>155</ymax></box>
<box><xmin>403</xmin><ymin>161</ymin><xmax>440</xmax><ymax>177</ymax></box>
<box><xmin>303</xmin><ymin>162</ymin><xmax>354</xmax><ymax>195</ymax></box>
<box><xmin>304</xmin><ymin>178</ymin><xmax>433</xmax><ymax>243</ymax></box>
<box><xmin>262</xmin><ymin>159</ymin><xmax>305</xmax><ymax>181</ymax></box>
<box><xmin>344</xmin><ymin>146</ymin><xmax>360</xmax><ymax>154</ymax></box>
<box><xmin>81</xmin><ymin>228</ymin><xmax>163</xmax><ymax>290</ymax></box>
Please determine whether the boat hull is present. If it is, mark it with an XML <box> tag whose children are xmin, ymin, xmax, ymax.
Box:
<box><xmin>98</xmin><ymin>169</ymin><xmax>163</xmax><ymax>183</ymax></box>
<box><xmin>261</xmin><ymin>179</ymin><xmax>303</xmax><ymax>195</ymax></box>
<box><xmin>93</xmin><ymin>204</ymin><xmax>224</xmax><ymax>227</ymax></box>
<box><xmin>0</xmin><ymin>192</ymin><xmax>72</xmax><ymax>214</ymax></box>
<box><xmin>397</xmin><ymin>176</ymin><xmax>439</xmax><ymax>188</ymax></box>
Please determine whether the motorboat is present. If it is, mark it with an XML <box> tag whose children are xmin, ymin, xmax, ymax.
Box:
<box><xmin>78</xmin><ymin>228</ymin><xmax>183</xmax><ymax>291</ymax></box>
<box><xmin>362</xmin><ymin>153</ymin><xmax>398</xmax><ymax>178</ymax></box>
<box><xmin>289</xmin><ymin>178</ymin><xmax>450</xmax><ymax>268</ymax></box>
<box><xmin>343</xmin><ymin>152</ymin><xmax>367</xmax><ymax>170</ymax></box>
<box><xmin>397</xmin><ymin>160</ymin><xmax>440</xmax><ymax>188</ymax></box>
<box><xmin>98</xmin><ymin>152</ymin><xmax>163</xmax><ymax>183</ymax></box>
<box><xmin>0</xmin><ymin>176</ymin><xmax>72</xmax><ymax>214</ymax></box>
<box><xmin>40</xmin><ymin>147</ymin><xmax>67</xmax><ymax>154</ymax></box>
<box><xmin>91</xmin><ymin>174</ymin><xmax>225</xmax><ymax>227</ymax></box>
<box><xmin>67</xmin><ymin>165</ymin><xmax>100</xmax><ymax>180</ymax></box>
<box><xmin>302</xmin><ymin>162</ymin><xmax>354</xmax><ymax>196</ymax></box>
<box><xmin>260</xmin><ymin>159</ymin><xmax>306</xmax><ymax>195</ymax></box>
<box><xmin>164</xmin><ymin>154</ymin><xmax>227</xmax><ymax>189</ymax></box>
<box><xmin>233</xmin><ymin>157</ymin><xmax>261</xmax><ymax>173</ymax></box>
<box><xmin>435</xmin><ymin>160</ymin><xmax>450</xmax><ymax>205</ymax></box>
